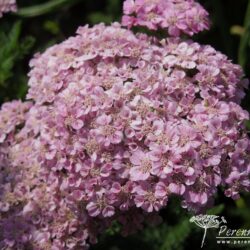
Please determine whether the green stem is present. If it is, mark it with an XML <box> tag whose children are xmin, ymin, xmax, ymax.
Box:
<box><xmin>16</xmin><ymin>0</ymin><xmax>79</xmax><ymax>17</ymax></box>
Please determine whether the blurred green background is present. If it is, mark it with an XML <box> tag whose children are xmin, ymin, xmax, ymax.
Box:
<box><xmin>1</xmin><ymin>0</ymin><xmax>250</xmax><ymax>249</ymax></box>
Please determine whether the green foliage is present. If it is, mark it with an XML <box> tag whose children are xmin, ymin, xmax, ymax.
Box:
<box><xmin>43</xmin><ymin>20</ymin><xmax>60</xmax><ymax>35</ymax></box>
<box><xmin>245</xmin><ymin>120</ymin><xmax>250</xmax><ymax>131</ymax></box>
<box><xmin>239</xmin><ymin>0</ymin><xmax>250</xmax><ymax>69</ymax></box>
<box><xmin>159</xmin><ymin>219</ymin><xmax>191</xmax><ymax>250</ymax></box>
<box><xmin>0</xmin><ymin>21</ymin><xmax>34</xmax><ymax>87</ymax></box>
<box><xmin>207</xmin><ymin>204</ymin><xmax>224</xmax><ymax>215</ymax></box>
<box><xmin>87</xmin><ymin>0</ymin><xmax>121</xmax><ymax>24</ymax></box>
<box><xmin>0</xmin><ymin>21</ymin><xmax>34</xmax><ymax>102</ymax></box>
<box><xmin>105</xmin><ymin>221</ymin><xmax>122</xmax><ymax>236</ymax></box>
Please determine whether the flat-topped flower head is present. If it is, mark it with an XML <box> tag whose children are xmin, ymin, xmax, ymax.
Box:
<box><xmin>1</xmin><ymin>1</ymin><xmax>250</xmax><ymax>249</ymax></box>
<box><xmin>122</xmin><ymin>0</ymin><xmax>210</xmax><ymax>36</ymax></box>
<box><xmin>26</xmin><ymin>22</ymin><xmax>250</xmax><ymax>220</ymax></box>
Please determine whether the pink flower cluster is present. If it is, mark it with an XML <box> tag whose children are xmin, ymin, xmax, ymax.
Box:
<box><xmin>122</xmin><ymin>0</ymin><xmax>210</xmax><ymax>36</ymax></box>
<box><xmin>27</xmin><ymin>22</ymin><xmax>250</xmax><ymax>211</ymax></box>
<box><xmin>0</xmin><ymin>0</ymin><xmax>16</xmax><ymax>17</ymax></box>
<box><xmin>0</xmin><ymin>0</ymin><xmax>250</xmax><ymax>249</ymax></box>
<box><xmin>0</xmin><ymin>103</ymin><xmax>160</xmax><ymax>250</ymax></box>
